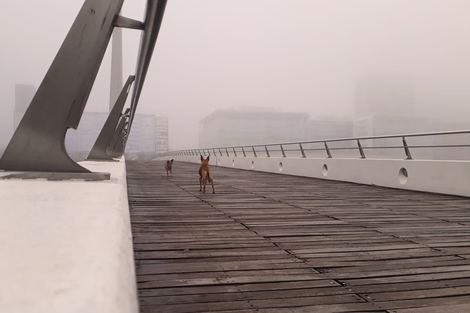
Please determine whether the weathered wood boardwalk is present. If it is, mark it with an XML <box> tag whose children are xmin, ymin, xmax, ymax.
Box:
<box><xmin>127</xmin><ymin>160</ymin><xmax>470</xmax><ymax>313</ymax></box>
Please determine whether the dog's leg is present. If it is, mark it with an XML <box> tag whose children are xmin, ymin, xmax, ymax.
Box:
<box><xmin>199</xmin><ymin>175</ymin><xmax>202</xmax><ymax>191</ymax></box>
<box><xmin>201</xmin><ymin>172</ymin><xmax>207</xmax><ymax>193</ymax></box>
<box><xmin>166</xmin><ymin>169</ymin><xmax>168</xmax><ymax>177</ymax></box>
<box><xmin>170</xmin><ymin>168</ymin><xmax>173</xmax><ymax>177</ymax></box>
<box><xmin>208</xmin><ymin>171</ymin><xmax>215</xmax><ymax>194</ymax></box>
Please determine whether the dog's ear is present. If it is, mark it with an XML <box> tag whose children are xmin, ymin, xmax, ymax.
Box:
<box><xmin>207</xmin><ymin>156</ymin><xmax>210</xmax><ymax>162</ymax></box>
<box><xmin>171</xmin><ymin>159</ymin><xmax>174</xmax><ymax>163</ymax></box>
<box><xmin>200</xmin><ymin>155</ymin><xmax>203</xmax><ymax>161</ymax></box>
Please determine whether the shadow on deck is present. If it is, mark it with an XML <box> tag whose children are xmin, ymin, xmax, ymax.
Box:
<box><xmin>126</xmin><ymin>160</ymin><xmax>470</xmax><ymax>313</ymax></box>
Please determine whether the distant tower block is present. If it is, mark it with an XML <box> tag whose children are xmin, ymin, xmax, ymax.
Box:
<box><xmin>110</xmin><ymin>27</ymin><xmax>123</xmax><ymax>111</ymax></box>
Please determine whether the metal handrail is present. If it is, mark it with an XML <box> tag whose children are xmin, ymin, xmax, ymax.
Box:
<box><xmin>160</xmin><ymin>129</ymin><xmax>470</xmax><ymax>160</ymax></box>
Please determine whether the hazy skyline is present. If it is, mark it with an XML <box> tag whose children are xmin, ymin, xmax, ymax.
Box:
<box><xmin>1</xmin><ymin>0</ymin><xmax>470</xmax><ymax>150</ymax></box>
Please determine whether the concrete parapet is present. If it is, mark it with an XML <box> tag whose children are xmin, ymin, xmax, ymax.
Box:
<box><xmin>0</xmin><ymin>159</ymin><xmax>137</xmax><ymax>313</ymax></box>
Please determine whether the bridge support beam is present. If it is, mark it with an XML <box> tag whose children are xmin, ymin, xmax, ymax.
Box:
<box><xmin>88</xmin><ymin>76</ymin><xmax>135</xmax><ymax>161</ymax></box>
<box><xmin>0</xmin><ymin>0</ymin><xmax>125</xmax><ymax>174</ymax></box>
<box><xmin>125</xmin><ymin>0</ymin><xmax>168</xmax><ymax>148</ymax></box>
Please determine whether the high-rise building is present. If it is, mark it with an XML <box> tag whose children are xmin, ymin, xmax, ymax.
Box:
<box><xmin>155</xmin><ymin>117</ymin><xmax>169</xmax><ymax>154</ymax></box>
<box><xmin>125</xmin><ymin>114</ymin><xmax>158</xmax><ymax>159</ymax></box>
<box><xmin>352</xmin><ymin>73</ymin><xmax>437</xmax><ymax>158</ymax></box>
<box><xmin>309</xmin><ymin>119</ymin><xmax>353</xmax><ymax>141</ymax></box>
<box><xmin>355</xmin><ymin>73</ymin><xmax>416</xmax><ymax>118</ymax></box>
<box><xmin>199</xmin><ymin>106</ymin><xmax>310</xmax><ymax>148</ymax></box>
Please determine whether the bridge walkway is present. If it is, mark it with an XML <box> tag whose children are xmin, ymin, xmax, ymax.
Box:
<box><xmin>126</xmin><ymin>160</ymin><xmax>470</xmax><ymax>313</ymax></box>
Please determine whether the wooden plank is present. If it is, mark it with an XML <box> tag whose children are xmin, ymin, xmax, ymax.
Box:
<box><xmin>359</xmin><ymin>285</ymin><xmax>470</xmax><ymax>302</ymax></box>
<box><xmin>138</xmin><ymin>286</ymin><xmax>352</xmax><ymax>305</ymax></box>
<box><xmin>139</xmin><ymin>280</ymin><xmax>341</xmax><ymax>296</ymax></box>
<box><xmin>127</xmin><ymin>160</ymin><xmax>470</xmax><ymax>312</ymax></box>
<box><xmin>393</xmin><ymin>303</ymin><xmax>470</xmax><ymax>312</ymax></box>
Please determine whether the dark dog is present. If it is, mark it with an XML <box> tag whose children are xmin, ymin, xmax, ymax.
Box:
<box><xmin>199</xmin><ymin>155</ymin><xmax>215</xmax><ymax>194</ymax></box>
<box><xmin>164</xmin><ymin>159</ymin><xmax>174</xmax><ymax>177</ymax></box>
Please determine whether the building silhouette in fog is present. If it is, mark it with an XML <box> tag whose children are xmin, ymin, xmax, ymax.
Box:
<box><xmin>199</xmin><ymin>106</ymin><xmax>310</xmax><ymax>148</ymax></box>
<box><xmin>353</xmin><ymin>72</ymin><xmax>435</xmax><ymax>137</ymax></box>
<box><xmin>309</xmin><ymin>119</ymin><xmax>353</xmax><ymax>141</ymax></box>
<box><xmin>155</xmin><ymin>117</ymin><xmax>169</xmax><ymax>155</ymax></box>
<box><xmin>13</xmin><ymin>84</ymin><xmax>36</xmax><ymax>131</ymax></box>
<box><xmin>355</xmin><ymin>73</ymin><xmax>416</xmax><ymax>119</ymax></box>
<box><xmin>353</xmin><ymin>73</ymin><xmax>436</xmax><ymax>158</ymax></box>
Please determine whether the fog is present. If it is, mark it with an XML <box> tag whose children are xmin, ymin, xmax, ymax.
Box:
<box><xmin>1</xmin><ymin>0</ymin><xmax>470</xmax><ymax>151</ymax></box>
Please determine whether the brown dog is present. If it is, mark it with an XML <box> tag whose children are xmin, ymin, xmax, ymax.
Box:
<box><xmin>199</xmin><ymin>155</ymin><xmax>215</xmax><ymax>194</ymax></box>
<box><xmin>164</xmin><ymin>159</ymin><xmax>174</xmax><ymax>177</ymax></box>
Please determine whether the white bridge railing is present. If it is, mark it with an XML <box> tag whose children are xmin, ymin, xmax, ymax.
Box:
<box><xmin>160</xmin><ymin>130</ymin><xmax>470</xmax><ymax>197</ymax></box>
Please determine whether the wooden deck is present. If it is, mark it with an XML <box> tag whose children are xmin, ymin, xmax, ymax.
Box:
<box><xmin>127</xmin><ymin>160</ymin><xmax>470</xmax><ymax>313</ymax></box>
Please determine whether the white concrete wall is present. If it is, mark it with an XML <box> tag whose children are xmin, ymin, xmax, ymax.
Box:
<box><xmin>0</xmin><ymin>159</ymin><xmax>138</xmax><ymax>313</ymax></box>
<box><xmin>171</xmin><ymin>155</ymin><xmax>470</xmax><ymax>198</ymax></box>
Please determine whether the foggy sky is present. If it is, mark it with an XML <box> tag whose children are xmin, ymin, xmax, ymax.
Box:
<box><xmin>1</xmin><ymin>0</ymin><xmax>470</xmax><ymax>150</ymax></box>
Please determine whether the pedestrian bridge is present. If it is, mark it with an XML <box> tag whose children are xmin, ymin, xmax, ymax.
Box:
<box><xmin>3</xmin><ymin>132</ymin><xmax>470</xmax><ymax>313</ymax></box>
<box><xmin>128</xmin><ymin>160</ymin><xmax>470</xmax><ymax>313</ymax></box>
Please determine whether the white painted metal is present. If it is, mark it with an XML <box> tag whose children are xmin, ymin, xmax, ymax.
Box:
<box><xmin>169</xmin><ymin>155</ymin><xmax>470</xmax><ymax>198</ymax></box>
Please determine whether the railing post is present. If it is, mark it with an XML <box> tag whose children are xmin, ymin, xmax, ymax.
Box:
<box><xmin>402</xmin><ymin>137</ymin><xmax>412</xmax><ymax>160</ymax></box>
<box><xmin>324</xmin><ymin>142</ymin><xmax>332</xmax><ymax>158</ymax></box>
<box><xmin>265</xmin><ymin>145</ymin><xmax>270</xmax><ymax>157</ymax></box>
<box><xmin>225</xmin><ymin>148</ymin><xmax>230</xmax><ymax>157</ymax></box>
<box><xmin>242</xmin><ymin>147</ymin><xmax>247</xmax><ymax>157</ymax></box>
<box><xmin>207</xmin><ymin>149</ymin><xmax>211</xmax><ymax>156</ymax></box>
<box><xmin>357</xmin><ymin>140</ymin><xmax>366</xmax><ymax>159</ymax></box>
<box><xmin>299</xmin><ymin>143</ymin><xmax>306</xmax><ymax>158</ymax></box>
<box><xmin>233</xmin><ymin>147</ymin><xmax>238</xmax><ymax>157</ymax></box>
<box><xmin>219</xmin><ymin>148</ymin><xmax>223</xmax><ymax>156</ymax></box>
<box><xmin>213</xmin><ymin>148</ymin><xmax>217</xmax><ymax>157</ymax></box>
<box><xmin>280</xmin><ymin>144</ymin><xmax>286</xmax><ymax>158</ymax></box>
<box><xmin>252</xmin><ymin>146</ymin><xmax>257</xmax><ymax>157</ymax></box>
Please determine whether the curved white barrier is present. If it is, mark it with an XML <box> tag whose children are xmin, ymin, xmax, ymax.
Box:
<box><xmin>170</xmin><ymin>155</ymin><xmax>470</xmax><ymax>198</ymax></box>
<box><xmin>0</xmin><ymin>159</ymin><xmax>138</xmax><ymax>313</ymax></box>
